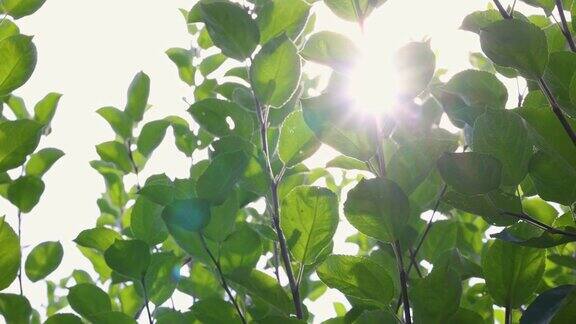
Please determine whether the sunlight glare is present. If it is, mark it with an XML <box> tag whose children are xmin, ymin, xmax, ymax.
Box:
<box><xmin>346</xmin><ymin>33</ymin><xmax>399</xmax><ymax>116</ymax></box>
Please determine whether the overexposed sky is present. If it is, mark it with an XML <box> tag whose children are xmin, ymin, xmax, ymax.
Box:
<box><xmin>2</xmin><ymin>0</ymin><xmax>516</xmax><ymax>321</ymax></box>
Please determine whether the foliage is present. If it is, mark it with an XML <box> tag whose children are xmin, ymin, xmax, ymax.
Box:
<box><xmin>2</xmin><ymin>0</ymin><xmax>576</xmax><ymax>323</ymax></box>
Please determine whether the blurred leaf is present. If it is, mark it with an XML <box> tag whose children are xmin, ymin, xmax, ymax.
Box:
<box><xmin>25</xmin><ymin>148</ymin><xmax>64</xmax><ymax>177</ymax></box>
<box><xmin>301</xmin><ymin>31</ymin><xmax>358</xmax><ymax>72</ymax></box>
<box><xmin>7</xmin><ymin>175</ymin><xmax>45</xmax><ymax>213</ymax></box>
<box><xmin>437</xmin><ymin>152</ymin><xmax>502</xmax><ymax>195</ymax></box>
<box><xmin>124</xmin><ymin>72</ymin><xmax>150</xmax><ymax>122</ymax></box>
<box><xmin>24</xmin><ymin>241</ymin><xmax>63</xmax><ymax>282</ymax></box>
<box><xmin>104</xmin><ymin>239</ymin><xmax>151</xmax><ymax>279</ymax></box>
<box><xmin>67</xmin><ymin>283</ymin><xmax>112</xmax><ymax>319</ymax></box>
<box><xmin>0</xmin><ymin>119</ymin><xmax>42</xmax><ymax>172</ymax></box>
<box><xmin>257</xmin><ymin>0</ymin><xmax>310</xmax><ymax>44</ymax></box>
<box><xmin>0</xmin><ymin>217</ymin><xmax>20</xmax><ymax>290</ymax></box>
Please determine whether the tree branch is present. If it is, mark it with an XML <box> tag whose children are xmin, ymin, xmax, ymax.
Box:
<box><xmin>199</xmin><ymin>234</ymin><xmax>247</xmax><ymax>324</ymax></box>
<box><xmin>501</xmin><ymin>211</ymin><xmax>576</xmax><ymax>237</ymax></box>
<box><xmin>492</xmin><ymin>0</ymin><xmax>576</xmax><ymax>147</ymax></box>
<box><xmin>249</xmin><ymin>59</ymin><xmax>303</xmax><ymax>319</ymax></box>
<box><xmin>555</xmin><ymin>0</ymin><xmax>576</xmax><ymax>52</ymax></box>
<box><xmin>393</xmin><ymin>240</ymin><xmax>412</xmax><ymax>324</ymax></box>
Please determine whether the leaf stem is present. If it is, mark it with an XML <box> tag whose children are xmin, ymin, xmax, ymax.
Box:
<box><xmin>249</xmin><ymin>59</ymin><xmax>304</xmax><ymax>319</ymax></box>
<box><xmin>555</xmin><ymin>0</ymin><xmax>576</xmax><ymax>52</ymax></box>
<box><xmin>140</xmin><ymin>278</ymin><xmax>153</xmax><ymax>324</ymax></box>
<box><xmin>492</xmin><ymin>0</ymin><xmax>576</xmax><ymax>147</ymax></box>
<box><xmin>127</xmin><ymin>138</ymin><xmax>141</xmax><ymax>190</ymax></box>
<box><xmin>199</xmin><ymin>234</ymin><xmax>247</xmax><ymax>324</ymax></box>
<box><xmin>17</xmin><ymin>209</ymin><xmax>23</xmax><ymax>296</ymax></box>
<box><xmin>505</xmin><ymin>303</ymin><xmax>512</xmax><ymax>324</ymax></box>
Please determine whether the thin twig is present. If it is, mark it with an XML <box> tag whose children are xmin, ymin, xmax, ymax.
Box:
<box><xmin>505</xmin><ymin>303</ymin><xmax>512</xmax><ymax>324</ymax></box>
<box><xmin>395</xmin><ymin>183</ymin><xmax>447</xmax><ymax>313</ymax></box>
<box><xmin>492</xmin><ymin>0</ymin><xmax>512</xmax><ymax>19</ymax></box>
<box><xmin>501</xmin><ymin>211</ymin><xmax>576</xmax><ymax>237</ymax></box>
<box><xmin>199</xmin><ymin>234</ymin><xmax>247</xmax><ymax>324</ymax></box>
<box><xmin>141</xmin><ymin>278</ymin><xmax>153</xmax><ymax>324</ymax></box>
<box><xmin>555</xmin><ymin>0</ymin><xmax>576</xmax><ymax>52</ymax></box>
<box><xmin>392</xmin><ymin>240</ymin><xmax>412</xmax><ymax>324</ymax></box>
<box><xmin>249</xmin><ymin>58</ymin><xmax>304</xmax><ymax>319</ymax></box>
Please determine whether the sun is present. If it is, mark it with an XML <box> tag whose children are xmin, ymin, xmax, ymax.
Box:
<box><xmin>345</xmin><ymin>33</ymin><xmax>400</xmax><ymax>117</ymax></box>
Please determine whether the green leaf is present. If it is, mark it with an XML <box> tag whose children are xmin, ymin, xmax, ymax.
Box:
<box><xmin>251</xmin><ymin>35</ymin><xmax>301</xmax><ymax>107</ymax></box>
<box><xmin>0</xmin><ymin>294</ymin><xmax>32</xmax><ymax>323</ymax></box>
<box><xmin>199</xmin><ymin>53</ymin><xmax>226</xmax><ymax>76</ymax></box>
<box><xmin>394</xmin><ymin>41</ymin><xmax>436</xmax><ymax>98</ymax></box>
<box><xmin>25</xmin><ymin>148</ymin><xmax>64</xmax><ymax>177</ymax></box>
<box><xmin>281</xmin><ymin>186</ymin><xmax>338</xmax><ymax>265</ymax></box>
<box><xmin>190</xmin><ymin>298</ymin><xmax>242</xmax><ymax>324</ymax></box>
<box><xmin>104</xmin><ymin>239</ymin><xmax>151</xmax><ymax>279</ymax></box>
<box><xmin>437</xmin><ymin>152</ymin><xmax>502</xmax><ymax>195</ymax></box>
<box><xmin>0</xmin><ymin>0</ymin><xmax>47</xmax><ymax>19</ymax></box>
<box><xmin>472</xmin><ymin>110</ymin><xmax>532</xmax><ymax>186</ymax></box>
<box><xmin>278</xmin><ymin>110</ymin><xmax>320</xmax><ymax>166</ymax></box>
<box><xmin>0</xmin><ymin>19</ymin><xmax>19</xmax><ymax>42</ymax></box>
<box><xmin>203</xmin><ymin>193</ymin><xmax>239</xmax><ymax>242</ymax></box>
<box><xmin>45</xmin><ymin>313</ymin><xmax>83</xmax><ymax>324</ymax></box>
<box><xmin>177</xmin><ymin>262</ymin><xmax>222</xmax><ymax>300</ymax></box>
<box><xmin>0</xmin><ymin>119</ymin><xmax>42</xmax><ymax>172</ymax></box>
<box><xmin>33</xmin><ymin>92</ymin><xmax>61</xmax><ymax>126</ymax></box>
<box><xmin>130</xmin><ymin>196</ymin><xmax>168</xmax><ymax>246</ymax></box>
<box><xmin>166</xmin><ymin>48</ymin><xmax>196</xmax><ymax>86</ymax></box>
<box><xmin>410</xmin><ymin>264</ymin><xmax>462</xmax><ymax>323</ymax></box>
<box><xmin>520</xmin><ymin>0</ymin><xmax>555</xmax><ymax>13</ymax></box>
<box><xmin>219</xmin><ymin>222</ymin><xmax>262</xmax><ymax>273</ymax></box>
<box><xmin>443</xmin><ymin>69</ymin><xmax>507</xmax><ymax>109</ymax></box>
<box><xmin>139</xmin><ymin>173</ymin><xmax>175</xmax><ymax>206</ymax></box>
<box><xmin>162</xmin><ymin>198</ymin><xmax>211</xmax><ymax>233</ymax></box>
<box><xmin>96</xmin><ymin>106</ymin><xmax>133</xmax><ymax>139</ymax></box>
<box><xmin>316</xmin><ymin>255</ymin><xmax>394</xmax><ymax>307</ymax></box>
<box><xmin>24</xmin><ymin>241</ymin><xmax>63</xmax><ymax>282</ymax></box>
<box><xmin>302</xmin><ymin>92</ymin><xmax>376</xmax><ymax>161</ymax></box>
<box><xmin>188</xmin><ymin>98</ymin><xmax>254</xmax><ymax>139</ymax></box>
<box><xmin>196</xmin><ymin>150</ymin><xmax>249</xmax><ymax>204</ymax></box>
<box><xmin>88</xmin><ymin>311</ymin><xmax>137</xmax><ymax>324</ymax></box>
<box><xmin>344</xmin><ymin>178</ymin><xmax>410</xmax><ymax>243</ymax></box>
<box><xmin>482</xmin><ymin>240</ymin><xmax>546</xmax><ymax>308</ymax></box>
<box><xmin>521</xmin><ymin>285</ymin><xmax>576</xmax><ymax>324</ymax></box>
<box><xmin>442</xmin><ymin>189</ymin><xmax>521</xmax><ymax>226</ymax></box>
<box><xmin>301</xmin><ymin>31</ymin><xmax>358</xmax><ymax>72</ymax></box>
<box><xmin>199</xmin><ymin>2</ymin><xmax>259</xmax><ymax>61</ymax></box>
<box><xmin>480</xmin><ymin>19</ymin><xmax>548</xmax><ymax>79</ymax></box>
<box><xmin>517</xmin><ymin>103</ymin><xmax>576</xmax><ymax>168</ymax></box>
<box><xmin>324</xmin><ymin>0</ymin><xmax>388</xmax><ymax>23</ymax></box>
<box><xmin>137</xmin><ymin>119</ymin><xmax>170</xmax><ymax>158</ymax></box>
<box><xmin>529</xmin><ymin>150</ymin><xmax>576</xmax><ymax>205</ymax></box>
<box><xmin>543</xmin><ymin>51</ymin><xmax>576</xmax><ymax>117</ymax></box>
<box><xmin>326</xmin><ymin>155</ymin><xmax>369</xmax><ymax>171</ymax></box>
<box><xmin>0</xmin><ymin>34</ymin><xmax>37</xmax><ymax>96</ymax></box>
<box><xmin>7</xmin><ymin>175</ymin><xmax>45</xmax><ymax>213</ymax></box>
<box><xmin>144</xmin><ymin>252</ymin><xmax>180</xmax><ymax>305</ymax></box>
<box><xmin>355</xmin><ymin>310</ymin><xmax>400</xmax><ymax>324</ymax></box>
<box><xmin>95</xmin><ymin>141</ymin><xmax>133</xmax><ymax>174</ymax></box>
<box><xmin>0</xmin><ymin>216</ymin><xmax>20</xmax><ymax>290</ymax></box>
<box><xmin>227</xmin><ymin>269</ymin><xmax>294</xmax><ymax>315</ymax></box>
<box><xmin>124</xmin><ymin>72</ymin><xmax>150</xmax><ymax>122</ymax></box>
<box><xmin>67</xmin><ymin>283</ymin><xmax>112</xmax><ymax>319</ymax></box>
<box><xmin>3</xmin><ymin>94</ymin><xmax>29</xmax><ymax>119</ymax></box>
<box><xmin>257</xmin><ymin>0</ymin><xmax>310</xmax><ymax>44</ymax></box>
<box><xmin>73</xmin><ymin>227</ymin><xmax>121</xmax><ymax>253</ymax></box>
<box><xmin>460</xmin><ymin>10</ymin><xmax>503</xmax><ymax>34</ymax></box>
<box><xmin>493</xmin><ymin>226</ymin><xmax>576</xmax><ymax>248</ymax></box>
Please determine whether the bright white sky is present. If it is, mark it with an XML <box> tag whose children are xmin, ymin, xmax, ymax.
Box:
<box><xmin>1</xmin><ymin>0</ymin><xmax>522</xmax><ymax>321</ymax></box>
